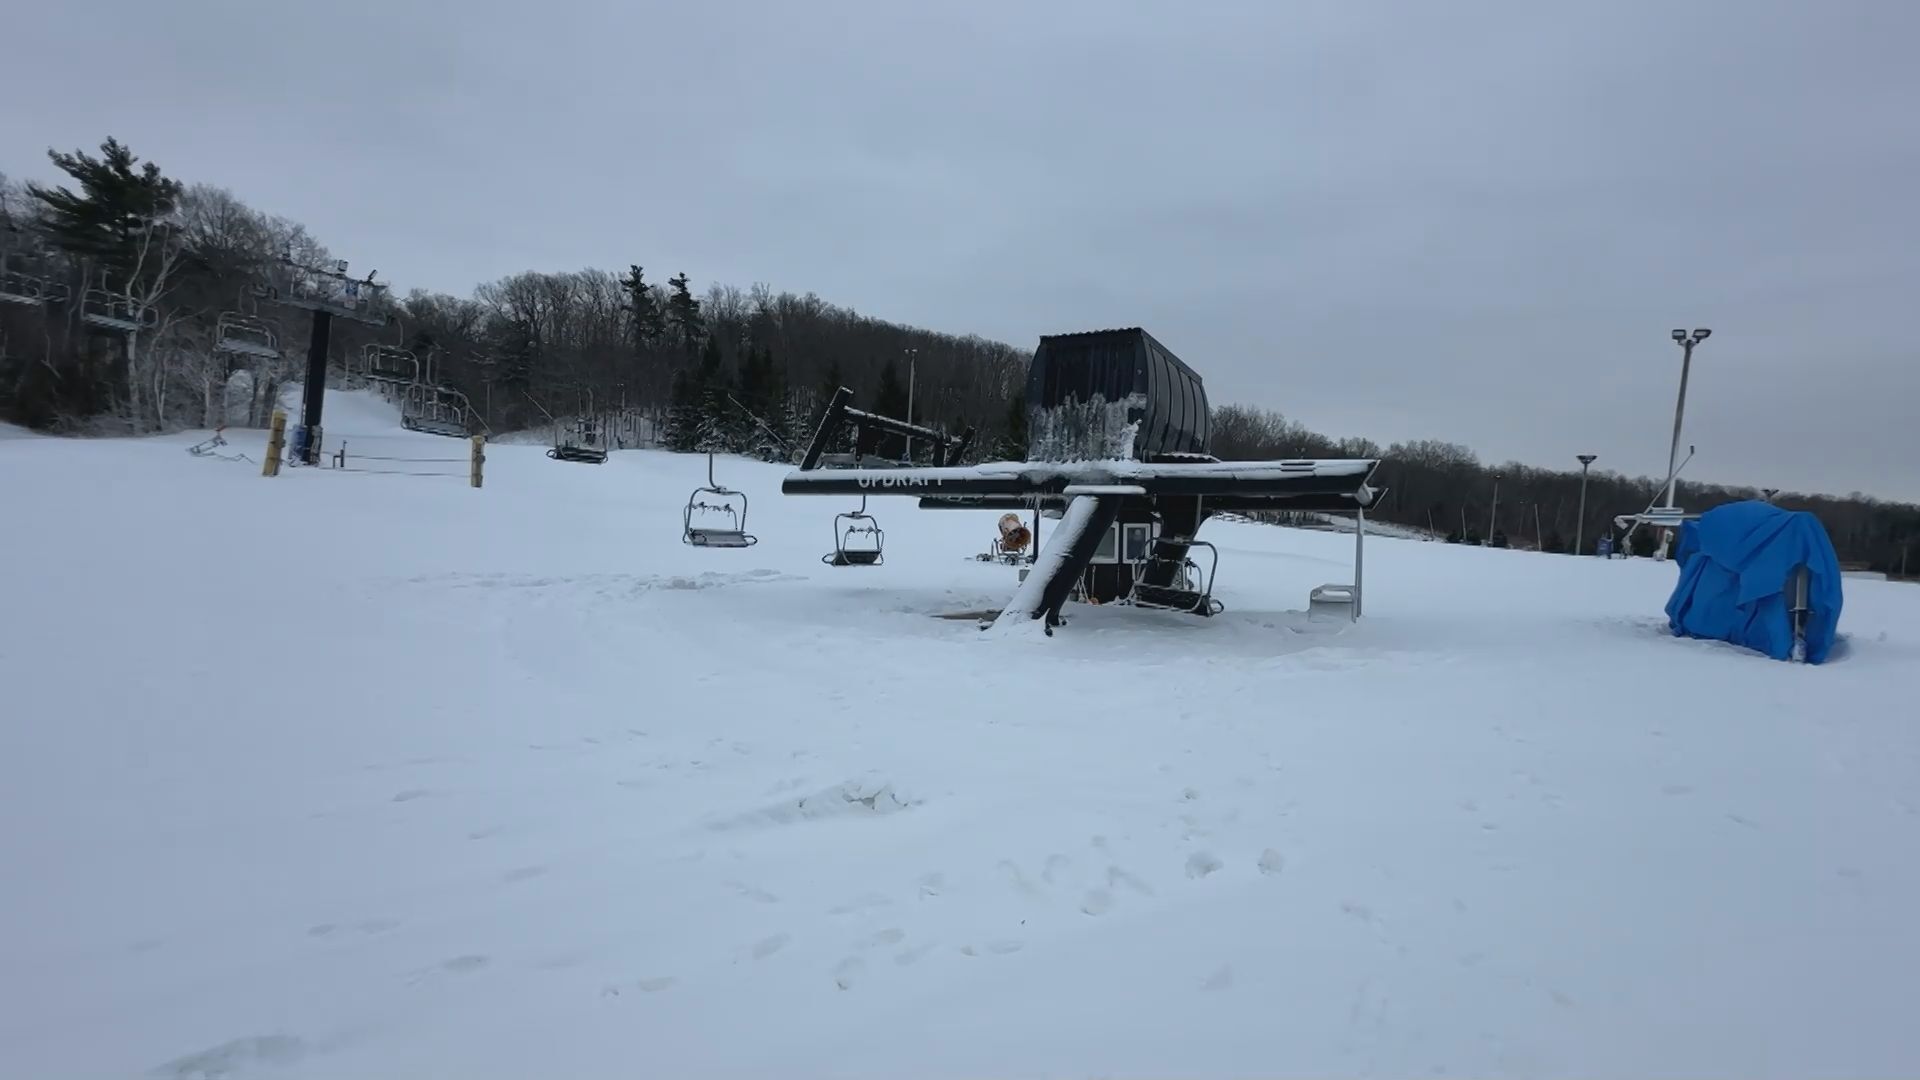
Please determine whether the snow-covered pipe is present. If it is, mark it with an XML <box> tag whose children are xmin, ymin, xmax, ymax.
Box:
<box><xmin>988</xmin><ymin>494</ymin><xmax>1121</xmax><ymax>635</ymax></box>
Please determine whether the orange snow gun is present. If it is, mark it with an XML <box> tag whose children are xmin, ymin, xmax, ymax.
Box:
<box><xmin>997</xmin><ymin>513</ymin><xmax>1032</xmax><ymax>555</ymax></box>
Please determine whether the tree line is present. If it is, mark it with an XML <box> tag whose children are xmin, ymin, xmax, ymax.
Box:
<box><xmin>0</xmin><ymin>139</ymin><xmax>1028</xmax><ymax>457</ymax></box>
<box><xmin>2</xmin><ymin>137</ymin><xmax>1914</xmax><ymax>574</ymax></box>
<box><xmin>1213</xmin><ymin>405</ymin><xmax>1918</xmax><ymax>574</ymax></box>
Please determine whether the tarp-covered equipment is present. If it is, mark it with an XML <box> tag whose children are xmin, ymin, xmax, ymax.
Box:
<box><xmin>1664</xmin><ymin>500</ymin><xmax>1843</xmax><ymax>662</ymax></box>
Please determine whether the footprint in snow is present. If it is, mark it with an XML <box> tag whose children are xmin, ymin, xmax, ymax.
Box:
<box><xmin>1042</xmin><ymin>854</ymin><xmax>1072</xmax><ymax>884</ymax></box>
<box><xmin>602</xmin><ymin>976</ymin><xmax>676</xmax><ymax>996</ymax></box>
<box><xmin>151</xmin><ymin>1035</ymin><xmax>309</xmax><ymax>1079</ymax></box>
<box><xmin>727</xmin><ymin>881</ymin><xmax>780</xmax><ymax>904</ymax></box>
<box><xmin>894</xmin><ymin>943</ymin><xmax>936</xmax><ymax>966</ymax></box>
<box><xmin>1185</xmin><ymin>851</ymin><xmax>1223</xmax><ymax>879</ymax></box>
<box><xmin>832</xmin><ymin>956</ymin><xmax>865</xmax><ymax>989</ymax></box>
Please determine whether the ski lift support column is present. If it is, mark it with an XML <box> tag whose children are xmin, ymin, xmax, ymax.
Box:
<box><xmin>262</xmin><ymin>257</ymin><xmax>392</xmax><ymax>465</ymax></box>
<box><xmin>1354</xmin><ymin>505</ymin><xmax>1365</xmax><ymax>618</ymax></box>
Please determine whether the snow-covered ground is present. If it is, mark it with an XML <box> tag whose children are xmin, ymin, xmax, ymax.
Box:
<box><xmin>3</xmin><ymin>390</ymin><xmax>1917</xmax><ymax>1079</ymax></box>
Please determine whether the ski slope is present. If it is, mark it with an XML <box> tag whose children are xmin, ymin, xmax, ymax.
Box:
<box><xmin>3</xmin><ymin>389</ymin><xmax>1918</xmax><ymax>1079</ymax></box>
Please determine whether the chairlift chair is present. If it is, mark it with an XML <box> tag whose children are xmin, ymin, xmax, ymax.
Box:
<box><xmin>400</xmin><ymin>383</ymin><xmax>471</xmax><ymax>438</ymax></box>
<box><xmin>364</xmin><ymin>345</ymin><xmax>419</xmax><ymax>384</ymax></box>
<box><xmin>0</xmin><ymin>273</ymin><xmax>43</xmax><ymax>305</ymax></box>
<box><xmin>548</xmin><ymin>417</ymin><xmax>608</xmax><ymax>463</ymax></box>
<box><xmin>79</xmin><ymin>286</ymin><xmax>159</xmax><ymax>332</ymax></box>
<box><xmin>1127</xmin><ymin>537</ymin><xmax>1225</xmax><ymax>616</ymax></box>
<box><xmin>823</xmin><ymin>494</ymin><xmax>884</xmax><ymax>566</ymax></box>
<box><xmin>0</xmin><ymin>257</ymin><xmax>51</xmax><ymax>305</ymax></box>
<box><xmin>683</xmin><ymin>452</ymin><xmax>757</xmax><ymax>548</ymax></box>
<box><xmin>213</xmin><ymin>312</ymin><xmax>280</xmax><ymax>359</ymax></box>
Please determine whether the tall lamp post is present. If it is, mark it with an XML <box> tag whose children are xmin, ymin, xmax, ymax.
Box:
<box><xmin>1575</xmin><ymin>453</ymin><xmax>1597</xmax><ymax>555</ymax></box>
<box><xmin>1663</xmin><ymin>328</ymin><xmax>1711</xmax><ymax>510</ymax></box>
<box><xmin>903</xmin><ymin>347</ymin><xmax>917</xmax><ymax>462</ymax></box>
<box><xmin>1486</xmin><ymin>472</ymin><xmax>1501</xmax><ymax>546</ymax></box>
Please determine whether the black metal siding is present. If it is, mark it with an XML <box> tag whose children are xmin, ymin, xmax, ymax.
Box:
<box><xmin>1144</xmin><ymin>345</ymin><xmax>1170</xmax><ymax>453</ymax></box>
<box><xmin>1026</xmin><ymin>328</ymin><xmax>1211</xmax><ymax>460</ymax></box>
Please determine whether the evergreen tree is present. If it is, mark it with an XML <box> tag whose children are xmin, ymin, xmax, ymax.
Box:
<box><xmin>759</xmin><ymin>346</ymin><xmax>789</xmax><ymax>432</ymax></box>
<box><xmin>728</xmin><ymin>344</ymin><xmax>784</xmax><ymax>454</ymax></box>
<box><xmin>664</xmin><ymin>370</ymin><xmax>701</xmax><ymax>452</ymax></box>
<box><xmin>620</xmin><ymin>264</ymin><xmax>667</xmax><ymax>349</ymax></box>
<box><xmin>666</xmin><ymin>273</ymin><xmax>704</xmax><ymax>356</ymax></box>
<box><xmin>819</xmin><ymin>357</ymin><xmax>846</xmax><ymax>403</ymax></box>
<box><xmin>873</xmin><ymin>359</ymin><xmax>910</xmax><ymax>460</ymax></box>
<box><xmin>874</xmin><ymin>358</ymin><xmax>909</xmax><ymax>418</ymax></box>
<box><xmin>693</xmin><ymin>335</ymin><xmax>729</xmax><ymax>452</ymax></box>
<box><xmin>776</xmin><ymin>390</ymin><xmax>807</xmax><ymax>463</ymax></box>
<box><xmin>1002</xmin><ymin>389</ymin><xmax>1029</xmax><ymax>460</ymax></box>
<box><xmin>28</xmin><ymin>138</ymin><xmax>183</xmax><ymax>279</ymax></box>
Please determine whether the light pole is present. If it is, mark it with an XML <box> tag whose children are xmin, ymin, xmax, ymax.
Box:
<box><xmin>1576</xmin><ymin>453</ymin><xmax>1597</xmax><ymax>555</ymax></box>
<box><xmin>1486</xmin><ymin>472</ymin><xmax>1501</xmax><ymax>546</ymax></box>
<box><xmin>903</xmin><ymin>347</ymin><xmax>917</xmax><ymax>462</ymax></box>
<box><xmin>1663</xmin><ymin>328</ymin><xmax>1711</xmax><ymax>510</ymax></box>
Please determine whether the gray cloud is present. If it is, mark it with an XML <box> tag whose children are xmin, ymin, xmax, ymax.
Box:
<box><xmin>7</xmin><ymin>0</ymin><xmax>1916</xmax><ymax>498</ymax></box>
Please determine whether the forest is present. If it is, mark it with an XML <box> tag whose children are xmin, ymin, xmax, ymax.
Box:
<box><xmin>3</xmin><ymin>138</ymin><xmax>1915</xmax><ymax>574</ymax></box>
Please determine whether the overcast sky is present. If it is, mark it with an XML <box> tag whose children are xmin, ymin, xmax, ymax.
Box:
<box><xmin>7</xmin><ymin>0</ymin><xmax>1916</xmax><ymax>500</ymax></box>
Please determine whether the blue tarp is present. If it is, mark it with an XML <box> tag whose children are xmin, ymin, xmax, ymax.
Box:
<box><xmin>1664</xmin><ymin>500</ymin><xmax>1844</xmax><ymax>662</ymax></box>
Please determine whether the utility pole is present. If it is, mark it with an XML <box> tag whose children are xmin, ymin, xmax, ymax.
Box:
<box><xmin>1664</xmin><ymin>328</ymin><xmax>1712</xmax><ymax>510</ymax></box>
<box><xmin>1487</xmin><ymin>473</ymin><xmax>1501</xmax><ymax>546</ymax></box>
<box><xmin>1576</xmin><ymin>453</ymin><xmax>1597</xmax><ymax>555</ymax></box>
<box><xmin>903</xmin><ymin>347</ymin><xmax>917</xmax><ymax>463</ymax></box>
<box><xmin>1656</xmin><ymin>328</ymin><xmax>1711</xmax><ymax>561</ymax></box>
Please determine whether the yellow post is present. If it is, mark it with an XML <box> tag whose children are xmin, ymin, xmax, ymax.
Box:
<box><xmin>261</xmin><ymin>410</ymin><xmax>287</xmax><ymax>477</ymax></box>
<box><xmin>470</xmin><ymin>434</ymin><xmax>485</xmax><ymax>489</ymax></box>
